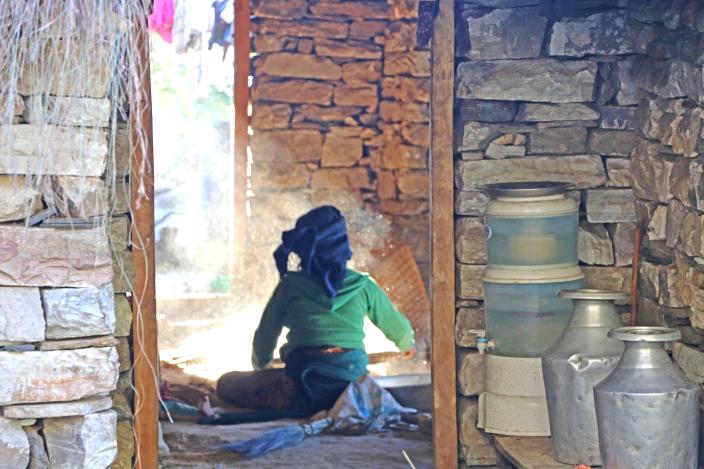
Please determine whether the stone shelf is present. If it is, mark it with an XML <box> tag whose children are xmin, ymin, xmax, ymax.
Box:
<box><xmin>494</xmin><ymin>436</ymin><xmax>572</xmax><ymax>469</ymax></box>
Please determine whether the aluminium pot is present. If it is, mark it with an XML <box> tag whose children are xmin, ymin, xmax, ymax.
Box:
<box><xmin>594</xmin><ymin>327</ymin><xmax>701</xmax><ymax>469</ymax></box>
<box><xmin>541</xmin><ymin>289</ymin><xmax>628</xmax><ymax>466</ymax></box>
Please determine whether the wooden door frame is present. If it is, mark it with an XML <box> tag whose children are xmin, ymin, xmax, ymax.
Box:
<box><xmin>133</xmin><ymin>0</ymin><xmax>460</xmax><ymax>466</ymax></box>
<box><xmin>430</xmin><ymin>0</ymin><xmax>458</xmax><ymax>467</ymax></box>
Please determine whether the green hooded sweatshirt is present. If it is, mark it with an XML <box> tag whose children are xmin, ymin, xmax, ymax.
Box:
<box><xmin>252</xmin><ymin>269</ymin><xmax>415</xmax><ymax>369</ymax></box>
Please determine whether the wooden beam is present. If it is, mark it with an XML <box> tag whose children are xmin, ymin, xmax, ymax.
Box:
<box><xmin>234</xmin><ymin>0</ymin><xmax>251</xmax><ymax>276</ymax></box>
<box><xmin>430</xmin><ymin>0</ymin><xmax>458</xmax><ymax>467</ymax></box>
<box><xmin>131</xmin><ymin>9</ymin><xmax>159</xmax><ymax>469</ymax></box>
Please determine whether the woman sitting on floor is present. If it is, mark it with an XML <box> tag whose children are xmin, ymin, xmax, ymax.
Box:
<box><xmin>212</xmin><ymin>205</ymin><xmax>415</xmax><ymax>422</ymax></box>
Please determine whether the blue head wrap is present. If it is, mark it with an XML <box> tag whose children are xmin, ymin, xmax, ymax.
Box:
<box><xmin>273</xmin><ymin>206</ymin><xmax>353</xmax><ymax>298</ymax></box>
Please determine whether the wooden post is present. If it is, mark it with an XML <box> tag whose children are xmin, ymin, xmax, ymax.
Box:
<box><xmin>131</xmin><ymin>9</ymin><xmax>159</xmax><ymax>469</ymax></box>
<box><xmin>430</xmin><ymin>0</ymin><xmax>458</xmax><ymax>467</ymax></box>
<box><xmin>234</xmin><ymin>0</ymin><xmax>251</xmax><ymax>274</ymax></box>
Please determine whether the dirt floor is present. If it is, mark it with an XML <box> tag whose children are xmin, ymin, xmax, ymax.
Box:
<box><xmin>159</xmin><ymin>420</ymin><xmax>434</xmax><ymax>469</ymax></box>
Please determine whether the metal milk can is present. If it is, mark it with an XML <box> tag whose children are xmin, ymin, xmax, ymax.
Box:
<box><xmin>594</xmin><ymin>327</ymin><xmax>701</xmax><ymax>469</ymax></box>
<box><xmin>541</xmin><ymin>289</ymin><xmax>628</xmax><ymax>466</ymax></box>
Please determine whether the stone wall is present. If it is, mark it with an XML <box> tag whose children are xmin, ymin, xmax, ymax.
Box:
<box><xmin>449</xmin><ymin>0</ymin><xmax>703</xmax><ymax>465</ymax></box>
<box><xmin>247</xmin><ymin>0</ymin><xmax>430</xmax><ymax>283</ymax></box>
<box><xmin>0</xmin><ymin>45</ymin><xmax>134</xmax><ymax>468</ymax></box>
<box><xmin>624</xmin><ymin>0</ymin><xmax>704</xmax><ymax>437</ymax></box>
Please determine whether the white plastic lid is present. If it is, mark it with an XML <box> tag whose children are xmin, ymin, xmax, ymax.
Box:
<box><xmin>483</xmin><ymin>265</ymin><xmax>584</xmax><ymax>284</ymax></box>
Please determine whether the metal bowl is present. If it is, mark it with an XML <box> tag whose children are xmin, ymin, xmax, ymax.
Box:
<box><xmin>607</xmin><ymin>326</ymin><xmax>681</xmax><ymax>342</ymax></box>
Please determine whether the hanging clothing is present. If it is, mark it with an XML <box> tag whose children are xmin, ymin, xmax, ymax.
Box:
<box><xmin>208</xmin><ymin>0</ymin><xmax>234</xmax><ymax>55</ymax></box>
<box><xmin>149</xmin><ymin>0</ymin><xmax>175</xmax><ymax>43</ymax></box>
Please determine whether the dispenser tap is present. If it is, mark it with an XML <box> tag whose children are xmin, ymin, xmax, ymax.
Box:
<box><xmin>477</xmin><ymin>336</ymin><xmax>496</xmax><ymax>354</ymax></box>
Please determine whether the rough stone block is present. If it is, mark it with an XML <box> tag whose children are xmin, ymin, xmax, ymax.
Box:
<box><xmin>315</xmin><ymin>39</ymin><xmax>382</xmax><ymax>59</ymax></box>
<box><xmin>397</xmin><ymin>170</ymin><xmax>429</xmax><ymax>198</ymax></box>
<box><xmin>251</xmin><ymin>103</ymin><xmax>291</xmax><ymax>129</ymax></box>
<box><xmin>673</xmin><ymin>342</ymin><xmax>704</xmax><ymax>384</ymax></box>
<box><xmin>0</xmin><ymin>347</ymin><xmax>119</xmax><ymax>405</ymax></box>
<box><xmin>458</xmin><ymin>100</ymin><xmax>518</xmax><ymax>123</ymax></box>
<box><xmin>0</xmin><ymin>417</ymin><xmax>30</xmax><ymax>469</ymax></box>
<box><xmin>381</xmin><ymin>77</ymin><xmax>430</xmax><ymax>103</ymax></box>
<box><xmin>23</xmin><ymin>96</ymin><xmax>110</xmax><ymax>127</ymax></box>
<box><xmin>0</xmin><ymin>226</ymin><xmax>112</xmax><ymax>288</ymax></box>
<box><xmin>379</xmin><ymin>199</ymin><xmax>429</xmax><ymax>216</ymax></box>
<box><xmin>341</xmin><ymin>61</ymin><xmax>382</xmax><ymax>85</ymax></box>
<box><xmin>111</xmin><ymin>250</ymin><xmax>135</xmax><ymax>295</ymax></box>
<box><xmin>4</xmin><ymin>396</ymin><xmax>113</xmax><ymax>419</ymax></box>
<box><xmin>383</xmin><ymin>21</ymin><xmax>417</xmax><ymax>53</ymax></box>
<box><xmin>585</xmin><ymin>189</ymin><xmax>637</xmax><ymax>223</ymax></box>
<box><xmin>456</xmin><ymin>307</ymin><xmax>485</xmax><ymax>348</ymax></box>
<box><xmin>600</xmin><ymin>106</ymin><xmax>637</xmax><ymax>130</ymax></box>
<box><xmin>485</xmin><ymin>142</ymin><xmax>525</xmax><ymax>159</ymax></box>
<box><xmin>455</xmin><ymin>155</ymin><xmax>606</xmax><ymax>191</ymax></box>
<box><xmin>455</xmin><ymin>217</ymin><xmax>486</xmax><ymax>264</ymax></box>
<box><xmin>516</xmin><ymin>103</ymin><xmax>599</xmax><ymax>122</ymax></box>
<box><xmin>113</xmin><ymin>295</ymin><xmax>131</xmax><ymax>339</ymax></box>
<box><xmin>454</xmin><ymin>122</ymin><xmax>499</xmax><ymax>151</ymax></box>
<box><xmin>0</xmin><ymin>176</ymin><xmax>41</xmax><ymax>223</ymax></box>
<box><xmin>42</xmin><ymin>283</ymin><xmax>115</xmax><ymax>339</ymax></box>
<box><xmin>457</xmin><ymin>350</ymin><xmax>486</xmax><ymax>397</ymax></box>
<box><xmin>583</xmin><ymin>266</ymin><xmax>632</xmax><ymax>296</ymax></box>
<box><xmin>334</xmin><ymin>84</ymin><xmax>378</xmax><ymax>108</ymax></box>
<box><xmin>611</xmin><ymin>222</ymin><xmax>637</xmax><ymax>267</ymax></box>
<box><xmin>630</xmin><ymin>140</ymin><xmax>674</xmax><ymax>202</ymax></box>
<box><xmin>309</xmin><ymin>0</ymin><xmax>389</xmax><ymax>19</ymax></box>
<box><xmin>377</xmin><ymin>141</ymin><xmax>426</xmax><ymax>169</ymax></box>
<box><xmin>252</xmin><ymin>80</ymin><xmax>333</xmax><ymax>105</ymax></box>
<box><xmin>615</xmin><ymin>58</ymin><xmax>640</xmax><ymax>105</ymax></box>
<box><xmin>349</xmin><ymin>20</ymin><xmax>387</xmax><ymax>39</ymax></box>
<box><xmin>295</xmin><ymin>105</ymin><xmax>363</xmax><ymax>123</ymax></box>
<box><xmin>647</xmin><ymin>205</ymin><xmax>668</xmax><ymax>241</ymax></box>
<box><xmin>401</xmin><ymin>124</ymin><xmax>429</xmax><ymax>147</ymax></box>
<box><xmin>388</xmin><ymin>0</ymin><xmax>419</xmax><ymax>20</ymax></box>
<box><xmin>251</xmin><ymin>0</ymin><xmax>307</xmax><ymax>19</ymax></box>
<box><xmin>110</xmin><ymin>419</ymin><xmax>135</xmax><ymax>469</ymax></box>
<box><xmin>38</xmin><ymin>335</ymin><xmax>120</xmax><ymax>351</ymax></box>
<box><xmin>49</xmin><ymin>176</ymin><xmax>107</xmax><ymax>219</ymax></box>
<box><xmin>456</xmin><ymin>264</ymin><xmax>485</xmax><ymax>300</ymax></box>
<box><xmin>384</xmin><ymin>51</ymin><xmax>431</xmax><ymax>77</ymax></box>
<box><xmin>456</xmin><ymin>59</ymin><xmax>597</xmax><ymax>103</ymax></box>
<box><xmin>665</xmin><ymin>199</ymin><xmax>704</xmax><ymax>258</ymax></box>
<box><xmin>0</xmin><ymin>125</ymin><xmax>107</xmax><ymax>176</ymax></box>
<box><xmin>25</xmin><ymin>425</ymin><xmax>49</xmax><ymax>468</ymax></box>
<box><xmin>254</xmin><ymin>19</ymin><xmax>348</xmax><ymax>39</ymax></box>
<box><xmin>257</xmin><ymin>53</ymin><xmax>341</xmax><ymax>81</ymax></box>
<box><xmin>455</xmin><ymin>191</ymin><xmax>489</xmax><ymax>216</ymax></box>
<box><xmin>18</xmin><ymin>39</ymin><xmax>109</xmax><ymax>97</ymax></box>
<box><xmin>588</xmin><ymin>129</ymin><xmax>637</xmax><ymax>157</ymax></box>
<box><xmin>457</xmin><ymin>398</ymin><xmax>497</xmax><ymax>465</ymax></box>
<box><xmin>321</xmin><ymin>133</ymin><xmax>362</xmax><ymax>168</ymax></box>
<box><xmin>0</xmin><ymin>287</ymin><xmax>45</xmax><ymax>342</ymax></box>
<box><xmin>379</xmin><ymin>101</ymin><xmax>428</xmax><ymax>123</ymax></box>
<box><xmin>464</xmin><ymin>8</ymin><xmax>547</xmax><ymax>60</ymax></box>
<box><xmin>44</xmin><ymin>411</ymin><xmax>117</xmax><ymax>469</ymax></box>
<box><xmin>529</xmin><ymin>127</ymin><xmax>587</xmax><ymax>154</ymax></box>
<box><xmin>631</xmin><ymin>57</ymin><xmax>703</xmax><ymax>103</ymax></box>
<box><xmin>310</xmin><ymin>168</ymin><xmax>371</xmax><ymax>189</ymax></box>
<box><xmin>606</xmin><ymin>158</ymin><xmax>632</xmax><ymax>187</ymax></box>
<box><xmin>549</xmin><ymin>11</ymin><xmax>634</xmax><ymax>57</ymax></box>
<box><xmin>578</xmin><ymin>221</ymin><xmax>614</xmax><ymax>266</ymax></box>
<box><xmin>251</xmin><ymin>130</ymin><xmax>322</xmax><ymax>163</ymax></box>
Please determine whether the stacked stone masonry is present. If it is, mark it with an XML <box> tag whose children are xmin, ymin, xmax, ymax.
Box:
<box><xmin>249</xmin><ymin>0</ymin><xmax>430</xmax><ymax>281</ymax></box>
<box><xmin>453</xmin><ymin>0</ymin><xmax>704</xmax><ymax>466</ymax></box>
<box><xmin>0</xmin><ymin>44</ymin><xmax>134</xmax><ymax>468</ymax></box>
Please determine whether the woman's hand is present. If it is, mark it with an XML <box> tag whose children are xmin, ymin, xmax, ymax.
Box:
<box><xmin>400</xmin><ymin>347</ymin><xmax>416</xmax><ymax>359</ymax></box>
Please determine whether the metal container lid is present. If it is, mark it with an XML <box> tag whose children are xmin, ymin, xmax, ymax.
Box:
<box><xmin>607</xmin><ymin>327</ymin><xmax>681</xmax><ymax>342</ymax></box>
<box><xmin>558</xmin><ymin>289</ymin><xmax>630</xmax><ymax>301</ymax></box>
<box><xmin>479</xmin><ymin>181</ymin><xmax>572</xmax><ymax>198</ymax></box>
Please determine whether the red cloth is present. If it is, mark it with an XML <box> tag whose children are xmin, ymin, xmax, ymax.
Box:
<box><xmin>149</xmin><ymin>0</ymin><xmax>175</xmax><ymax>43</ymax></box>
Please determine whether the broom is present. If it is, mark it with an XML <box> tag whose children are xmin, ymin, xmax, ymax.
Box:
<box><xmin>220</xmin><ymin>417</ymin><xmax>333</xmax><ymax>458</ymax></box>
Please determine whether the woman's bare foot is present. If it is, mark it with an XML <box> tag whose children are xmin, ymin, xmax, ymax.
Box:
<box><xmin>198</xmin><ymin>394</ymin><xmax>218</xmax><ymax>418</ymax></box>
